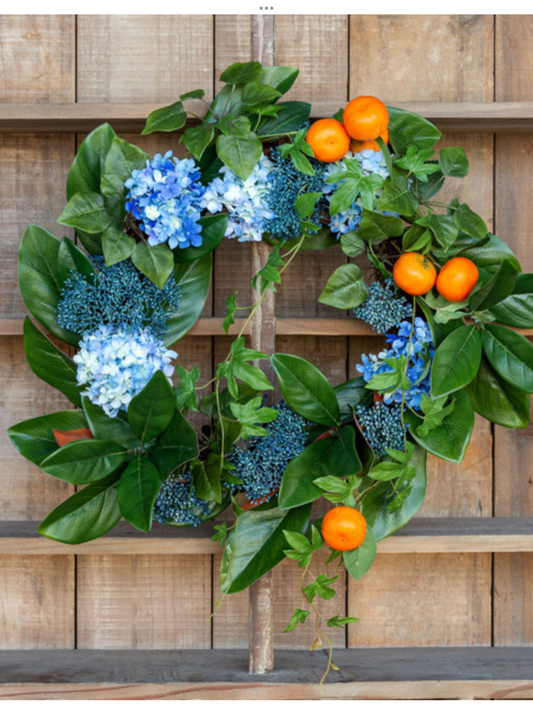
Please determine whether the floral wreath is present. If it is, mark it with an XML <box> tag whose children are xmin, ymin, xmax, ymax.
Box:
<box><xmin>9</xmin><ymin>62</ymin><xmax>533</xmax><ymax>682</ymax></box>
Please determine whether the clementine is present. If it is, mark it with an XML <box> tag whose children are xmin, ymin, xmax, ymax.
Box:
<box><xmin>351</xmin><ymin>127</ymin><xmax>389</xmax><ymax>153</ymax></box>
<box><xmin>343</xmin><ymin>96</ymin><xmax>389</xmax><ymax>141</ymax></box>
<box><xmin>393</xmin><ymin>252</ymin><xmax>437</xmax><ymax>296</ymax></box>
<box><xmin>436</xmin><ymin>256</ymin><xmax>479</xmax><ymax>302</ymax></box>
<box><xmin>305</xmin><ymin>118</ymin><xmax>351</xmax><ymax>163</ymax></box>
<box><xmin>321</xmin><ymin>506</ymin><xmax>367</xmax><ymax>551</ymax></box>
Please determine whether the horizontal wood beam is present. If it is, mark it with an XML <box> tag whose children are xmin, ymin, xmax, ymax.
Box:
<box><xmin>1</xmin><ymin>101</ymin><xmax>533</xmax><ymax>133</ymax></box>
<box><xmin>3</xmin><ymin>518</ymin><xmax>533</xmax><ymax>556</ymax></box>
<box><xmin>1</xmin><ymin>317</ymin><xmax>532</xmax><ymax>338</ymax></box>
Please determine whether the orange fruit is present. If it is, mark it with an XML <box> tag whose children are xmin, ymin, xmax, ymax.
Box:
<box><xmin>351</xmin><ymin>128</ymin><xmax>389</xmax><ymax>153</ymax></box>
<box><xmin>305</xmin><ymin>118</ymin><xmax>351</xmax><ymax>163</ymax></box>
<box><xmin>343</xmin><ymin>96</ymin><xmax>389</xmax><ymax>141</ymax></box>
<box><xmin>393</xmin><ymin>252</ymin><xmax>438</xmax><ymax>296</ymax></box>
<box><xmin>321</xmin><ymin>506</ymin><xmax>367</xmax><ymax>552</ymax></box>
<box><xmin>436</xmin><ymin>256</ymin><xmax>479</xmax><ymax>302</ymax></box>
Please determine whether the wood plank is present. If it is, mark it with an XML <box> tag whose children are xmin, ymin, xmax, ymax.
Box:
<box><xmin>496</xmin><ymin>16</ymin><xmax>533</xmax><ymax>101</ymax></box>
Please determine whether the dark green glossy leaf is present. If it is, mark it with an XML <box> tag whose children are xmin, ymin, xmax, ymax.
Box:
<box><xmin>128</xmin><ymin>370</ymin><xmax>176</xmax><ymax>443</ymax></box>
<box><xmin>154</xmin><ymin>409</ymin><xmax>199</xmax><ymax>479</ymax></box>
<box><xmin>482</xmin><ymin>324</ymin><xmax>533</xmax><ymax>393</ymax></box>
<box><xmin>334</xmin><ymin>376</ymin><xmax>372</xmax><ymax>420</ymax></box>
<box><xmin>318</xmin><ymin>264</ymin><xmax>369</xmax><ymax>309</ymax></box>
<box><xmin>343</xmin><ymin>527</ymin><xmax>377</xmax><ymax>580</ymax></box>
<box><xmin>41</xmin><ymin>439</ymin><xmax>128</xmax><ymax>484</ymax></box>
<box><xmin>181</xmin><ymin>124</ymin><xmax>215</xmax><ymax>161</ymax></box>
<box><xmin>142</xmin><ymin>101</ymin><xmax>187</xmax><ymax>135</ymax></box>
<box><xmin>465</xmin><ymin>233</ymin><xmax>521</xmax><ymax>276</ymax></box>
<box><xmin>216</xmin><ymin>131</ymin><xmax>263</xmax><ymax>181</ymax></box>
<box><xmin>38</xmin><ymin>471</ymin><xmax>122</xmax><ymax>544</ymax></box>
<box><xmin>173</xmin><ymin>214</ymin><xmax>228</xmax><ymax>263</ymax></box>
<box><xmin>259</xmin><ymin>66</ymin><xmax>299</xmax><ymax>96</ymax></box>
<box><xmin>164</xmin><ymin>254</ymin><xmax>212</xmax><ymax>345</ymax></box>
<box><xmin>271</xmin><ymin>353</ymin><xmax>340</xmax><ymax>425</ymax></box>
<box><xmin>8</xmin><ymin>410</ymin><xmax>89</xmax><ymax>466</ymax></box>
<box><xmin>431</xmin><ymin>325</ymin><xmax>482</xmax><ymax>398</ymax></box>
<box><xmin>57</xmin><ymin>237</ymin><xmax>95</xmax><ymax>286</ymax></box>
<box><xmin>23</xmin><ymin>317</ymin><xmax>81</xmax><ymax>406</ymax></box>
<box><xmin>405</xmin><ymin>389</ymin><xmax>475</xmax><ymax>463</ymax></box>
<box><xmin>19</xmin><ymin>225</ymin><xmax>79</xmax><ymax>346</ymax></box>
<box><xmin>257</xmin><ymin>101</ymin><xmax>311</xmax><ymax>137</ymax></box>
<box><xmin>387</xmin><ymin>107</ymin><xmax>442</xmax><ymax>154</ymax></box>
<box><xmin>81</xmin><ymin>397</ymin><xmax>140</xmax><ymax>448</ymax></box>
<box><xmin>131</xmin><ymin>241</ymin><xmax>174</xmax><ymax>289</ymax></box>
<box><xmin>219</xmin><ymin>503</ymin><xmax>312</xmax><ymax>593</ymax></box>
<box><xmin>179</xmin><ymin>89</ymin><xmax>205</xmax><ymax>101</ymax></box>
<box><xmin>465</xmin><ymin>357</ymin><xmax>530</xmax><ymax>428</ymax></box>
<box><xmin>117</xmin><ymin>456</ymin><xmax>161</xmax><ymax>531</ymax></box>
<box><xmin>427</xmin><ymin>214</ymin><xmax>458</xmax><ymax>252</ymax></box>
<box><xmin>191</xmin><ymin>455</ymin><xmax>222</xmax><ymax>503</ymax></box>
<box><xmin>438</xmin><ymin>146</ymin><xmax>469</xmax><ymax>178</ymax></box>
<box><xmin>487</xmin><ymin>274</ymin><xmax>533</xmax><ymax>328</ymax></box>
<box><xmin>469</xmin><ymin>259</ymin><xmax>519</xmax><ymax>313</ymax></box>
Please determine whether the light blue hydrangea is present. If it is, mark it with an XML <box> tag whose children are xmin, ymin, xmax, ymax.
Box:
<box><xmin>356</xmin><ymin>317</ymin><xmax>434</xmax><ymax>410</ymax></box>
<box><xmin>73</xmin><ymin>324</ymin><xmax>177</xmax><ymax>417</ymax></box>
<box><xmin>323</xmin><ymin>149</ymin><xmax>389</xmax><ymax>235</ymax></box>
<box><xmin>125</xmin><ymin>151</ymin><xmax>206</xmax><ymax>249</ymax></box>
<box><xmin>201</xmin><ymin>154</ymin><xmax>275</xmax><ymax>242</ymax></box>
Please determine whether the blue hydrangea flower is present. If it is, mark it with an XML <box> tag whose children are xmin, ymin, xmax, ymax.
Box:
<box><xmin>73</xmin><ymin>324</ymin><xmax>177</xmax><ymax>417</ymax></box>
<box><xmin>356</xmin><ymin>317</ymin><xmax>434</xmax><ymax>410</ymax></box>
<box><xmin>57</xmin><ymin>257</ymin><xmax>180</xmax><ymax>339</ymax></box>
<box><xmin>228</xmin><ymin>401</ymin><xmax>307</xmax><ymax>504</ymax></box>
<box><xmin>355</xmin><ymin>402</ymin><xmax>406</xmax><ymax>457</ymax></box>
<box><xmin>125</xmin><ymin>151</ymin><xmax>206</xmax><ymax>249</ymax></box>
<box><xmin>153</xmin><ymin>471</ymin><xmax>211</xmax><ymax>526</ymax></box>
<box><xmin>201</xmin><ymin>154</ymin><xmax>275</xmax><ymax>242</ymax></box>
<box><xmin>265</xmin><ymin>150</ymin><xmax>328</xmax><ymax>240</ymax></box>
<box><xmin>323</xmin><ymin>149</ymin><xmax>389</xmax><ymax>235</ymax></box>
<box><xmin>353</xmin><ymin>279</ymin><xmax>413</xmax><ymax>334</ymax></box>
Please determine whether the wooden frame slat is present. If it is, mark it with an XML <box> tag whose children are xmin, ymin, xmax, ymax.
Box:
<box><xmin>2</xmin><ymin>101</ymin><xmax>533</xmax><ymax>133</ymax></box>
<box><xmin>2</xmin><ymin>518</ymin><xmax>532</xmax><ymax>556</ymax></box>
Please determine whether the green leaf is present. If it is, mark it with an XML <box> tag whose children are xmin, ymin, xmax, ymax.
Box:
<box><xmin>216</xmin><ymin>131</ymin><xmax>263</xmax><ymax>181</ymax></box>
<box><xmin>453</xmin><ymin>203</ymin><xmax>488</xmax><ymax>239</ymax></box>
<box><xmin>333</xmin><ymin>377</ymin><xmax>372</xmax><ymax>419</ymax></box>
<box><xmin>487</xmin><ymin>274</ymin><xmax>533</xmax><ymax>328</ymax></box>
<box><xmin>318</xmin><ymin>264</ymin><xmax>369</xmax><ymax>310</ymax></box>
<box><xmin>153</xmin><ymin>409</ymin><xmax>199</xmax><ymax>479</ymax></box>
<box><xmin>295</xmin><ymin>191</ymin><xmax>322</xmax><ymax>220</ymax></box>
<box><xmin>438</xmin><ymin>146</ymin><xmax>469</xmax><ymax>178</ymax></box>
<box><xmin>173</xmin><ymin>214</ymin><xmax>228</xmax><ymax>264</ymax></box>
<box><xmin>38</xmin><ymin>471</ymin><xmax>122</xmax><ymax>544</ymax></box>
<box><xmin>18</xmin><ymin>225</ymin><xmax>79</xmax><ymax>345</ymax></box>
<box><xmin>257</xmin><ymin>101</ymin><xmax>311</xmax><ymax>137</ymax></box>
<box><xmin>394</xmin><ymin>146</ymin><xmax>440</xmax><ymax>182</ymax></box>
<box><xmin>427</xmin><ymin>214</ymin><xmax>458</xmax><ymax>252</ymax></box>
<box><xmin>405</xmin><ymin>389</ymin><xmax>475</xmax><ymax>463</ymax></box>
<box><xmin>358</xmin><ymin>209</ymin><xmax>404</xmax><ymax>244</ymax></box>
<box><xmin>482</xmin><ymin>324</ymin><xmax>533</xmax><ymax>393</ymax></box>
<box><xmin>469</xmin><ymin>259</ymin><xmax>519</xmax><ymax>313</ymax></box>
<box><xmin>81</xmin><ymin>397</ymin><xmax>140</xmax><ymax>448</ymax></box>
<box><xmin>127</xmin><ymin>370</ymin><xmax>176</xmax><ymax>443</ymax></box>
<box><xmin>343</xmin><ymin>527</ymin><xmax>377</xmax><ymax>581</ymax></box>
<box><xmin>223</xmin><ymin>293</ymin><xmax>237</xmax><ymax>335</ymax></box>
<box><xmin>303</xmin><ymin>573</ymin><xmax>338</xmax><ymax>602</ymax></box>
<box><xmin>40</xmin><ymin>439</ymin><xmax>128</xmax><ymax>484</ymax></box>
<box><xmin>181</xmin><ymin>124</ymin><xmax>215</xmax><ymax>161</ymax></box>
<box><xmin>131</xmin><ymin>241</ymin><xmax>174</xmax><ymax>289</ymax></box>
<box><xmin>220</xmin><ymin>61</ymin><xmax>262</xmax><ymax>84</ymax></box>
<box><xmin>23</xmin><ymin>317</ymin><xmax>80</xmax><ymax>406</ymax></box>
<box><xmin>290</xmin><ymin>147</ymin><xmax>315</xmax><ymax>177</ymax></box>
<box><xmin>387</xmin><ymin>107</ymin><xmax>442</xmax><ymax>154</ymax></box>
<box><xmin>57</xmin><ymin>237</ymin><xmax>95</xmax><ymax>286</ymax></box>
<box><xmin>142</xmin><ymin>101</ymin><xmax>187</xmax><ymax>135</ymax></box>
<box><xmin>180</xmin><ymin>89</ymin><xmax>205</xmax><ymax>101</ymax></box>
<box><xmin>242</xmin><ymin>81</ymin><xmax>281</xmax><ymax>105</ymax></box>
<box><xmin>101</xmin><ymin>224</ymin><xmax>136</xmax><ymax>266</ymax></box>
<box><xmin>465</xmin><ymin>357</ymin><xmax>530</xmax><ymax>428</ymax></box>
<box><xmin>340</xmin><ymin>231</ymin><xmax>366</xmax><ymax>258</ymax></box>
<box><xmin>377</xmin><ymin>173</ymin><xmax>419</xmax><ymax>216</ymax></box>
<box><xmin>174</xmin><ymin>365</ymin><xmax>201</xmax><ymax>412</ymax></box>
<box><xmin>431</xmin><ymin>325</ymin><xmax>482</xmax><ymax>398</ymax></box>
<box><xmin>464</xmin><ymin>233</ymin><xmax>520</xmax><ymax>276</ymax></box>
<box><xmin>230</xmin><ymin>396</ymin><xmax>278</xmax><ymax>439</ymax></box>
<box><xmin>271</xmin><ymin>353</ymin><xmax>340</xmax><ymax>425</ymax></box>
<box><xmin>58</xmin><ymin>191</ymin><xmax>110</xmax><ymax>233</ymax></box>
<box><xmin>220</xmin><ymin>504</ymin><xmax>312</xmax><ymax>594</ymax></box>
<box><xmin>327</xmin><ymin>615</ymin><xmax>360</xmax><ymax>628</ymax></box>
<box><xmin>117</xmin><ymin>456</ymin><xmax>161</xmax><ymax>531</ymax></box>
<box><xmin>283</xmin><ymin>609</ymin><xmax>310</xmax><ymax>633</ymax></box>
<box><xmin>101</xmin><ymin>136</ymin><xmax>148</xmax><ymax>198</ymax></box>
<box><xmin>259</xmin><ymin>66</ymin><xmax>299</xmax><ymax>96</ymax></box>
<box><xmin>8</xmin><ymin>410</ymin><xmax>89</xmax><ymax>466</ymax></box>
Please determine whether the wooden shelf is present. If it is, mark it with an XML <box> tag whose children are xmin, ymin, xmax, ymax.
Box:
<box><xmin>0</xmin><ymin>647</ymin><xmax>532</xmax><ymax>699</ymax></box>
<box><xmin>1</xmin><ymin>101</ymin><xmax>533</xmax><ymax>133</ymax></box>
<box><xmin>2</xmin><ymin>518</ymin><xmax>533</xmax><ymax>556</ymax></box>
<box><xmin>2</xmin><ymin>317</ymin><xmax>532</xmax><ymax>339</ymax></box>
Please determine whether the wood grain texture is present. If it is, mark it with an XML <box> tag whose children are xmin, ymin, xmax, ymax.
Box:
<box><xmin>496</xmin><ymin>16</ymin><xmax>533</xmax><ymax>101</ymax></box>
<box><xmin>0</xmin><ymin>16</ymin><xmax>75</xmax><ymax>103</ymax></box>
<box><xmin>77</xmin><ymin>15</ymin><xmax>214</xmax><ymax>103</ymax></box>
<box><xmin>350</xmin><ymin>15</ymin><xmax>494</xmax><ymax>102</ymax></box>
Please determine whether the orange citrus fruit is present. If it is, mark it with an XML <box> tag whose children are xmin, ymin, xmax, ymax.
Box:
<box><xmin>351</xmin><ymin>128</ymin><xmax>389</xmax><ymax>153</ymax></box>
<box><xmin>321</xmin><ymin>506</ymin><xmax>367</xmax><ymax>551</ymax></box>
<box><xmin>436</xmin><ymin>256</ymin><xmax>479</xmax><ymax>302</ymax></box>
<box><xmin>343</xmin><ymin>96</ymin><xmax>389</xmax><ymax>141</ymax></box>
<box><xmin>393</xmin><ymin>252</ymin><xmax>438</xmax><ymax>296</ymax></box>
<box><xmin>305</xmin><ymin>118</ymin><xmax>351</xmax><ymax>162</ymax></box>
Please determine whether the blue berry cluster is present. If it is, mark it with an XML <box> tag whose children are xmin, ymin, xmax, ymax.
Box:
<box><xmin>125</xmin><ymin>151</ymin><xmax>206</xmax><ymax>249</ymax></box>
<box><xmin>57</xmin><ymin>257</ymin><xmax>180</xmax><ymax>339</ymax></box>
<box><xmin>265</xmin><ymin>150</ymin><xmax>328</xmax><ymax>240</ymax></box>
<box><xmin>153</xmin><ymin>471</ymin><xmax>212</xmax><ymax>526</ymax></box>
<box><xmin>353</xmin><ymin>279</ymin><xmax>413</xmax><ymax>334</ymax></box>
<box><xmin>228</xmin><ymin>402</ymin><xmax>307</xmax><ymax>504</ymax></box>
<box><xmin>355</xmin><ymin>402</ymin><xmax>406</xmax><ymax>457</ymax></box>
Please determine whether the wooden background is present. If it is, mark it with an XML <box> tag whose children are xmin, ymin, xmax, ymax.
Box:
<box><xmin>0</xmin><ymin>14</ymin><xmax>531</xmax><ymax>659</ymax></box>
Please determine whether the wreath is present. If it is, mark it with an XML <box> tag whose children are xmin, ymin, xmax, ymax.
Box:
<box><xmin>9</xmin><ymin>61</ymin><xmax>533</xmax><ymax>681</ymax></box>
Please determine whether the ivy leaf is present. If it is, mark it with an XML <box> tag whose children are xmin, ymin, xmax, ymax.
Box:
<box><xmin>303</xmin><ymin>573</ymin><xmax>338</xmax><ymax>603</ymax></box>
<box><xmin>223</xmin><ymin>293</ymin><xmax>238</xmax><ymax>334</ymax></box>
<box><xmin>174</xmin><ymin>365</ymin><xmax>201</xmax><ymax>411</ymax></box>
<box><xmin>327</xmin><ymin>615</ymin><xmax>360</xmax><ymax>628</ymax></box>
<box><xmin>394</xmin><ymin>146</ymin><xmax>440</xmax><ymax>182</ymax></box>
<box><xmin>229</xmin><ymin>396</ymin><xmax>278</xmax><ymax>439</ymax></box>
<box><xmin>283</xmin><ymin>609</ymin><xmax>311</xmax><ymax>633</ymax></box>
<box><xmin>212</xmin><ymin>522</ymin><xmax>227</xmax><ymax>547</ymax></box>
